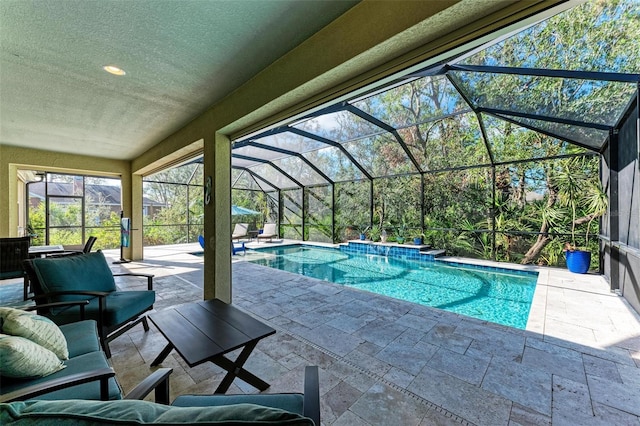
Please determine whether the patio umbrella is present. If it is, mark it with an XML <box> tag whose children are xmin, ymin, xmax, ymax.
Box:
<box><xmin>231</xmin><ymin>205</ymin><xmax>261</xmax><ymax>216</ymax></box>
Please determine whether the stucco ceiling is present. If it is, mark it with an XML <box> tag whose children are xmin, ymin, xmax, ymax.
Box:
<box><xmin>0</xmin><ymin>0</ymin><xmax>360</xmax><ymax>160</ymax></box>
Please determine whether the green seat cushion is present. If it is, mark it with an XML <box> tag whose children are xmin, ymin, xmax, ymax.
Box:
<box><xmin>58</xmin><ymin>320</ymin><xmax>100</xmax><ymax>358</ymax></box>
<box><xmin>0</xmin><ymin>307</ymin><xmax>68</xmax><ymax>360</ymax></box>
<box><xmin>49</xmin><ymin>291</ymin><xmax>155</xmax><ymax>328</ymax></box>
<box><xmin>172</xmin><ymin>394</ymin><xmax>305</xmax><ymax>417</ymax></box>
<box><xmin>0</xmin><ymin>334</ymin><xmax>65</xmax><ymax>379</ymax></box>
<box><xmin>0</xmin><ymin>351</ymin><xmax>121</xmax><ymax>401</ymax></box>
<box><xmin>30</xmin><ymin>252</ymin><xmax>117</xmax><ymax>302</ymax></box>
<box><xmin>0</xmin><ymin>400</ymin><xmax>315</xmax><ymax>425</ymax></box>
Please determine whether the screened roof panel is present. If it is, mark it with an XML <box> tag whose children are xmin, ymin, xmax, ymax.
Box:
<box><xmin>481</xmin><ymin>113</ymin><xmax>588</xmax><ymax>164</ymax></box>
<box><xmin>231</xmin><ymin>169</ymin><xmax>276</xmax><ymax>192</ymax></box>
<box><xmin>458</xmin><ymin>0</ymin><xmax>640</xmax><ymax>75</ymax></box>
<box><xmin>234</xmin><ymin>145</ymin><xmax>289</xmax><ymax>161</ymax></box>
<box><xmin>230</xmin><ymin>0</ymin><xmax>638</xmax><ymax>192</ymax></box>
<box><xmin>292</xmin><ymin>110</ymin><xmax>388</xmax><ymax>142</ymax></box>
<box><xmin>493</xmin><ymin>113</ymin><xmax>609</xmax><ymax>151</ymax></box>
<box><xmin>351</xmin><ymin>74</ymin><xmax>471</xmax><ymax>128</ymax></box>
<box><xmin>342</xmin><ymin>133</ymin><xmax>418</xmax><ymax>176</ymax></box>
<box><xmin>250</xmin><ymin>163</ymin><xmax>299</xmax><ymax>190</ymax></box>
<box><xmin>450</xmin><ymin>71</ymin><xmax>637</xmax><ymax>129</ymax></box>
<box><xmin>271</xmin><ymin>156</ymin><xmax>328</xmax><ymax>186</ymax></box>
<box><xmin>398</xmin><ymin>111</ymin><xmax>490</xmax><ymax>171</ymax></box>
<box><xmin>232</xmin><ymin>157</ymin><xmax>263</xmax><ymax>168</ymax></box>
<box><xmin>148</xmin><ymin>163</ymin><xmax>203</xmax><ymax>184</ymax></box>
<box><xmin>302</xmin><ymin>145</ymin><xmax>365</xmax><ymax>182</ymax></box>
<box><xmin>250</xmin><ymin>131</ymin><xmax>330</xmax><ymax>153</ymax></box>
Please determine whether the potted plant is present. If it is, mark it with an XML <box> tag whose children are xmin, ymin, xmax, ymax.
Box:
<box><xmin>358</xmin><ymin>225</ymin><xmax>370</xmax><ymax>241</ymax></box>
<box><xmin>395</xmin><ymin>221</ymin><xmax>407</xmax><ymax>244</ymax></box>
<box><xmin>413</xmin><ymin>231</ymin><xmax>423</xmax><ymax>245</ymax></box>
<box><xmin>560</xmin><ymin>161</ymin><xmax>608</xmax><ymax>274</ymax></box>
<box><xmin>369</xmin><ymin>225</ymin><xmax>381</xmax><ymax>242</ymax></box>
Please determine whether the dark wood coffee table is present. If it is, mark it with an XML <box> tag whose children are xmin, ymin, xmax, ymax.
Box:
<box><xmin>148</xmin><ymin>299</ymin><xmax>276</xmax><ymax>393</ymax></box>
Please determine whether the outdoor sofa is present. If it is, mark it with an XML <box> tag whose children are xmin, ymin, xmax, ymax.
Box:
<box><xmin>0</xmin><ymin>307</ymin><xmax>320</xmax><ymax>425</ymax></box>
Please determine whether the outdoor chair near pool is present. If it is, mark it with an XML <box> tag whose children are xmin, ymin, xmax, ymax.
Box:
<box><xmin>257</xmin><ymin>223</ymin><xmax>278</xmax><ymax>243</ymax></box>
<box><xmin>23</xmin><ymin>251</ymin><xmax>155</xmax><ymax>358</ymax></box>
<box><xmin>232</xmin><ymin>223</ymin><xmax>249</xmax><ymax>240</ymax></box>
<box><xmin>232</xmin><ymin>241</ymin><xmax>246</xmax><ymax>255</ymax></box>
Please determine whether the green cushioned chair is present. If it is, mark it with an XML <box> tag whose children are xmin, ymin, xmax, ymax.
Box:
<box><xmin>0</xmin><ymin>367</ymin><xmax>320</xmax><ymax>425</ymax></box>
<box><xmin>172</xmin><ymin>366</ymin><xmax>319</xmax><ymax>425</ymax></box>
<box><xmin>24</xmin><ymin>251</ymin><xmax>155</xmax><ymax>358</ymax></box>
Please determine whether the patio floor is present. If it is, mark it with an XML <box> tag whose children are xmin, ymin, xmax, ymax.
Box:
<box><xmin>13</xmin><ymin>242</ymin><xmax>640</xmax><ymax>425</ymax></box>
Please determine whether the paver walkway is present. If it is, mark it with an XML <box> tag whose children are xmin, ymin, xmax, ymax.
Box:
<box><xmin>102</xmin><ymin>244</ymin><xmax>640</xmax><ymax>425</ymax></box>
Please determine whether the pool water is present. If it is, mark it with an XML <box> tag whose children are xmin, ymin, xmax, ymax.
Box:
<box><xmin>249</xmin><ymin>245</ymin><xmax>537</xmax><ymax>329</ymax></box>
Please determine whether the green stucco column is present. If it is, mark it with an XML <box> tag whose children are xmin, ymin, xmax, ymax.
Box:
<box><xmin>129</xmin><ymin>173</ymin><xmax>143</xmax><ymax>260</ymax></box>
<box><xmin>202</xmin><ymin>132</ymin><xmax>231</xmax><ymax>302</ymax></box>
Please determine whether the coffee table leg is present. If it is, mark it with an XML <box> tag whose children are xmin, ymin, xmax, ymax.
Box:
<box><xmin>151</xmin><ymin>342</ymin><xmax>175</xmax><ymax>367</ymax></box>
<box><xmin>212</xmin><ymin>341</ymin><xmax>270</xmax><ymax>394</ymax></box>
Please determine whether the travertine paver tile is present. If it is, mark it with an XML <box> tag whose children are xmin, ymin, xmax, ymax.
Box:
<box><xmin>294</xmin><ymin>324</ymin><xmax>363</xmax><ymax>357</ymax></box>
<box><xmin>393</xmin><ymin>327</ymin><xmax>426</xmax><ymax>346</ymax></box>
<box><xmin>582</xmin><ymin>353</ymin><xmax>623</xmax><ymax>383</ymax></box>
<box><xmin>383</xmin><ymin>366</ymin><xmax>416</xmax><ymax>388</ymax></box>
<box><xmin>509</xmin><ymin>403</ymin><xmax>551</xmax><ymax>426</ymax></box>
<box><xmin>376</xmin><ymin>341</ymin><xmax>435</xmax><ymax>375</ymax></box>
<box><xmin>419</xmin><ymin>408</ymin><xmax>471</xmax><ymax>426</ymax></box>
<box><xmin>323</xmin><ymin>380</ymin><xmax>364</xmax><ymax>422</ymax></box>
<box><xmin>482</xmin><ymin>358</ymin><xmax>552</xmax><ymax>416</ymax></box>
<box><xmin>543</xmin><ymin>334</ymin><xmax>637</xmax><ymax>366</ymax></box>
<box><xmin>350</xmin><ymin>382</ymin><xmax>430</xmax><ymax>426</ymax></box>
<box><xmin>550</xmin><ymin>375</ymin><xmax>594</xmax><ymax>426</ymax></box>
<box><xmin>290</xmin><ymin>309</ymin><xmax>335</xmax><ymax>328</ymax></box>
<box><xmin>586</xmin><ymin>374</ymin><xmax>640</xmax><ymax>416</ymax></box>
<box><xmin>245</xmin><ymin>301</ymin><xmax>287</xmax><ymax>319</ymax></box>
<box><xmin>395</xmin><ymin>313</ymin><xmax>438</xmax><ymax>332</ymax></box>
<box><xmin>332</xmin><ymin>410</ymin><xmax>372</xmax><ymax>426</ymax></box>
<box><xmin>346</xmin><ymin>348</ymin><xmax>392</xmax><ymax>377</ymax></box>
<box><xmin>427</xmin><ymin>347</ymin><xmax>490</xmax><ymax>386</ymax></box>
<box><xmin>353</xmin><ymin>318</ymin><xmax>408</xmax><ymax>347</ymax></box>
<box><xmin>543</xmin><ymin>319</ymin><xmax>598</xmax><ymax>346</ymax></box>
<box><xmin>591</xmin><ymin>402</ymin><xmax>640</xmax><ymax>425</ymax></box>
<box><xmin>409</xmin><ymin>365</ymin><xmax>512</xmax><ymax>426</ymax></box>
<box><xmin>616</xmin><ymin>363</ymin><xmax>640</xmax><ymax>387</ymax></box>
<box><xmin>326</xmin><ymin>312</ymin><xmax>374</xmax><ymax>333</ymax></box>
<box><xmin>332</xmin><ymin>299</ymin><xmax>374</xmax><ymax>317</ymax></box>
<box><xmin>422</xmin><ymin>323</ymin><xmax>473</xmax><ymax>354</ymax></box>
<box><xmin>521</xmin><ymin>346</ymin><xmax>586</xmax><ymax>384</ymax></box>
<box><xmin>353</xmin><ymin>340</ymin><xmax>383</xmax><ymax>356</ymax></box>
<box><xmin>550</xmin><ymin>375</ymin><xmax>638</xmax><ymax>425</ymax></box>
<box><xmin>467</xmin><ymin>331</ymin><xmax>525</xmax><ymax>361</ymax></box>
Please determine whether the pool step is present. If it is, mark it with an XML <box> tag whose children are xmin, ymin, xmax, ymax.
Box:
<box><xmin>423</xmin><ymin>249</ymin><xmax>445</xmax><ymax>257</ymax></box>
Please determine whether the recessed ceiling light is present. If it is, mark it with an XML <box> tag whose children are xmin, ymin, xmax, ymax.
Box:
<box><xmin>103</xmin><ymin>65</ymin><xmax>126</xmax><ymax>76</ymax></box>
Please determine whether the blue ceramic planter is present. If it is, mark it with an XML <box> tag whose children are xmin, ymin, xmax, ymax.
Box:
<box><xmin>566</xmin><ymin>250</ymin><xmax>591</xmax><ymax>274</ymax></box>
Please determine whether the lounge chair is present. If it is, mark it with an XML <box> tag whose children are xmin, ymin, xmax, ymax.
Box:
<box><xmin>232</xmin><ymin>241</ymin><xmax>246</xmax><ymax>255</ymax></box>
<box><xmin>232</xmin><ymin>223</ymin><xmax>249</xmax><ymax>240</ymax></box>
<box><xmin>48</xmin><ymin>236</ymin><xmax>97</xmax><ymax>257</ymax></box>
<box><xmin>257</xmin><ymin>223</ymin><xmax>278</xmax><ymax>243</ymax></box>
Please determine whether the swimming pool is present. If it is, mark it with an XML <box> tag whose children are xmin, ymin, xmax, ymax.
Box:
<box><xmin>249</xmin><ymin>245</ymin><xmax>537</xmax><ymax>329</ymax></box>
